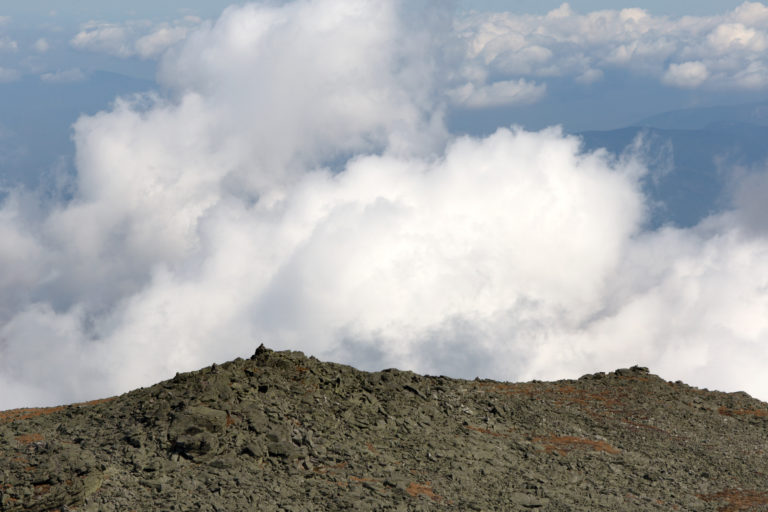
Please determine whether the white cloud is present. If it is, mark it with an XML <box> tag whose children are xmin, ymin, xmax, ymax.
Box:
<box><xmin>448</xmin><ymin>78</ymin><xmax>546</xmax><ymax>108</ymax></box>
<box><xmin>729</xmin><ymin>167</ymin><xmax>768</xmax><ymax>235</ymax></box>
<box><xmin>575</xmin><ymin>68</ymin><xmax>603</xmax><ymax>84</ymax></box>
<box><xmin>662</xmin><ymin>61</ymin><xmax>709</xmax><ymax>88</ymax></box>
<box><xmin>135</xmin><ymin>25</ymin><xmax>189</xmax><ymax>59</ymax></box>
<box><xmin>40</xmin><ymin>68</ymin><xmax>86</xmax><ymax>83</ymax></box>
<box><xmin>71</xmin><ymin>21</ymin><xmax>133</xmax><ymax>57</ymax></box>
<box><xmin>71</xmin><ymin>18</ymin><xmax>200</xmax><ymax>59</ymax></box>
<box><xmin>456</xmin><ymin>1</ymin><xmax>768</xmax><ymax>90</ymax></box>
<box><xmin>0</xmin><ymin>36</ymin><xmax>17</xmax><ymax>52</ymax></box>
<box><xmin>33</xmin><ymin>38</ymin><xmax>49</xmax><ymax>53</ymax></box>
<box><xmin>707</xmin><ymin>23</ymin><xmax>767</xmax><ymax>52</ymax></box>
<box><xmin>1</xmin><ymin>0</ymin><xmax>768</xmax><ymax>410</ymax></box>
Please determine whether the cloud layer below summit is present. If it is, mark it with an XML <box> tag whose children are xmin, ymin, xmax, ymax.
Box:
<box><xmin>57</xmin><ymin>1</ymin><xmax>768</xmax><ymax>95</ymax></box>
<box><xmin>455</xmin><ymin>2</ymin><xmax>768</xmax><ymax>94</ymax></box>
<box><xmin>1</xmin><ymin>1</ymin><xmax>768</xmax><ymax>408</ymax></box>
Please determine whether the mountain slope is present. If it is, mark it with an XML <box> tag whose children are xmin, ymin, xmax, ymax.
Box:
<box><xmin>1</xmin><ymin>345</ymin><xmax>767</xmax><ymax>511</ymax></box>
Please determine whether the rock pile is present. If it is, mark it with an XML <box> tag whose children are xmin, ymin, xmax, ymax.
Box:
<box><xmin>1</xmin><ymin>345</ymin><xmax>767</xmax><ymax>511</ymax></box>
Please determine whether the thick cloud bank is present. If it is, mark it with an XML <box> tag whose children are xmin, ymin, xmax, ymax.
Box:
<box><xmin>1</xmin><ymin>0</ymin><xmax>767</xmax><ymax>408</ymax></box>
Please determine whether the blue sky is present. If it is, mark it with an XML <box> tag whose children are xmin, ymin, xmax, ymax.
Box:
<box><xmin>2</xmin><ymin>1</ymin><xmax>756</xmax><ymax>20</ymax></box>
<box><xmin>462</xmin><ymin>0</ymin><xmax>751</xmax><ymax>15</ymax></box>
<box><xmin>1</xmin><ymin>1</ymin><xmax>768</xmax><ymax>409</ymax></box>
<box><xmin>4</xmin><ymin>1</ymin><xmax>232</xmax><ymax>25</ymax></box>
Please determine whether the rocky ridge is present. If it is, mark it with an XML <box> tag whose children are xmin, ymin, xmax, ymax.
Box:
<box><xmin>1</xmin><ymin>345</ymin><xmax>767</xmax><ymax>511</ymax></box>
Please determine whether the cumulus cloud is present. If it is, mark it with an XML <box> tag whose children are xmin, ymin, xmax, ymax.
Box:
<box><xmin>447</xmin><ymin>78</ymin><xmax>546</xmax><ymax>108</ymax></box>
<box><xmin>0</xmin><ymin>36</ymin><xmax>17</xmax><ymax>52</ymax></box>
<box><xmin>71</xmin><ymin>17</ymin><xmax>201</xmax><ymax>59</ymax></box>
<box><xmin>456</xmin><ymin>1</ymin><xmax>768</xmax><ymax>90</ymax></box>
<box><xmin>1</xmin><ymin>0</ymin><xmax>768</xmax><ymax>410</ymax></box>
<box><xmin>134</xmin><ymin>25</ymin><xmax>190</xmax><ymax>58</ymax></box>
<box><xmin>662</xmin><ymin>61</ymin><xmax>709</xmax><ymax>88</ymax></box>
<box><xmin>707</xmin><ymin>22</ymin><xmax>767</xmax><ymax>52</ymax></box>
<box><xmin>70</xmin><ymin>22</ymin><xmax>132</xmax><ymax>57</ymax></box>
<box><xmin>33</xmin><ymin>38</ymin><xmax>49</xmax><ymax>53</ymax></box>
<box><xmin>728</xmin><ymin>166</ymin><xmax>768</xmax><ymax>235</ymax></box>
<box><xmin>575</xmin><ymin>68</ymin><xmax>603</xmax><ymax>84</ymax></box>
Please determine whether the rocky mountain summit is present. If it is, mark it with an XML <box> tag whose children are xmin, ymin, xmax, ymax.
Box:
<box><xmin>2</xmin><ymin>345</ymin><xmax>767</xmax><ymax>511</ymax></box>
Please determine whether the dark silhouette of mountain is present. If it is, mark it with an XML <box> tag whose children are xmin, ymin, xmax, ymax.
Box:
<box><xmin>578</xmin><ymin>122</ymin><xmax>768</xmax><ymax>228</ymax></box>
<box><xmin>2</xmin><ymin>346</ymin><xmax>767</xmax><ymax>511</ymax></box>
<box><xmin>635</xmin><ymin>101</ymin><xmax>768</xmax><ymax>130</ymax></box>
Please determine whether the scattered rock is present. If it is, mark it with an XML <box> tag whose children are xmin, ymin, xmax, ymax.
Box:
<box><xmin>1</xmin><ymin>347</ymin><xmax>767</xmax><ymax>511</ymax></box>
<box><xmin>168</xmin><ymin>406</ymin><xmax>228</xmax><ymax>461</ymax></box>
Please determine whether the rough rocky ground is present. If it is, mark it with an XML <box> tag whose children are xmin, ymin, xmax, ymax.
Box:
<box><xmin>1</xmin><ymin>345</ymin><xmax>767</xmax><ymax>511</ymax></box>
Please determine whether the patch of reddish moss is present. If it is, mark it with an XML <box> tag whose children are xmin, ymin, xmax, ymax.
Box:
<box><xmin>0</xmin><ymin>397</ymin><xmax>116</xmax><ymax>424</ymax></box>
<box><xmin>699</xmin><ymin>488</ymin><xmax>768</xmax><ymax>511</ymax></box>
<box><xmin>33</xmin><ymin>483</ymin><xmax>51</xmax><ymax>495</ymax></box>
<box><xmin>349</xmin><ymin>476</ymin><xmax>378</xmax><ymax>483</ymax></box>
<box><xmin>14</xmin><ymin>433</ymin><xmax>44</xmax><ymax>444</ymax></box>
<box><xmin>406</xmin><ymin>481</ymin><xmax>443</xmax><ymax>502</ymax></box>
<box><xmin>473</xmin><ymin>381</ymin><xmax>631</xmax><ymax>418</ymax></box>
<box><xmin>533</xmin><ymin>435</ymin><xmax>620</xmax><ymax>456</ymax></box>
<box><xmin>718</xmin><ymin>407</ymin><xmax>768</xmax><ymax>418</ymax></box>
<box><xmin>312</xmin><ymin>461</ymin><xmax>348</xmax><ymax>474</ymax></box>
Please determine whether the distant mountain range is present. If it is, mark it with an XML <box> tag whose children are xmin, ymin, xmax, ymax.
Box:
<box><xmin>634</xmin><ymin>101</ymin><xmax>768</xmax><ymax>130</ymax></box>
<box><xmin>578</xmin><ymin>101</ymin><xmax>768</xmax><ymax>228</ymax></box>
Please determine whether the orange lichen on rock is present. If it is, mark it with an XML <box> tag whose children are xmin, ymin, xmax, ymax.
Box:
<box><xmin>349</xmin><ymin>476</ymin><xmax>377</xmax><ymax>483</ymax></box>
<box><xmin>718</xmin><ymin>407</ymin><xmax>768</xmax><ymax>418</ymax></box>
<box><xmin>551</xmin><ymin>385</ymin><xmax>625</xmax><ymax>409</ymax></box>
<box><xmin>312</xmin><ymin>461</ymin><xmax>348</xmax><ymax>474</ymax></box>
<box><xmin>0</xmin><ymin>406</ymin><xmax>66</xmax><ymax>423</ymax></box>
<box><xmin>0</xmin><ymin>397</ymin><xmax>116</xmax><ymax>424</ymax></box>
<box><xmin>15</xmin><ymin>433</ymin><xmax>44</xmax><ymax>444</ymax></box>
<box><xmin>33</xmin><ymin>483</ymin><xmax>51</xmax><ymax>495</ymax></box>
<box><xmin>534</xmin><ymin>435</ymin><xmax>620</xmax><ymax>456</ymax></box>
<box><xmin>406</xmin><ymin>481</ymin><xmax>443</xmax><ymax>502</ymax></box>
<box><xmin>472</xmin><ymin>381</ymin><xmax>537</xmax><ymax>396</ymax></box>
<box><xmin>473</xmin><ymin>381</ymin><xmax>628</xmax><ymax>415</ymax></box>
<box><xmin>699</xmin><ymin>488</ymin><xmax>768</xmax><ymax>512</ymax></box>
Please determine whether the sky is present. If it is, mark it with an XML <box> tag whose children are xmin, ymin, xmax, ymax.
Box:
<box><xmin>1</xmin><ymin>1</ymin><xmax>768</xmax><ymax>409</ymax></box>
<box><xmin>462</xmin><ymin>0</ymin><xmax>752</xmax><ymax>16</ymax></box>
<box><xmin>1</xmin><ymin>0</ymin><xmax>755</xmax><ymax>21</ymax></box>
